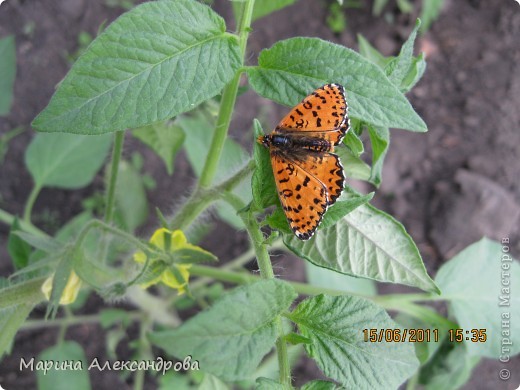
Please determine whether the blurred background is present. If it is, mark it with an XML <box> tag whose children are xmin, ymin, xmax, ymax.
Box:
<box><xmin>0</xmin><ymin>0</ymin><xmax>519</xmax><ymax>388</ymax></box>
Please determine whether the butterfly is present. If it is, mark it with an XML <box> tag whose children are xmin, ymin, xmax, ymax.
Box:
<box><xmin>258</xmin><ymin>83</ymin><xmax>350</xmax><ymax>240</ymax></box>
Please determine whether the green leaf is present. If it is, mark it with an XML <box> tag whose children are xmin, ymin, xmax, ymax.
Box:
<box><xmin>149</xmin><ymin>279</ymin><xmax>297</xmax><ymax>381</ymax></box>
<box><xmin>247</xmin><ymin>37</ymin><xmax>427</xmax><ymax>132</ymax></box>
<box><xmin>255</xmin><ymin>377</ymin><xmax>285</xmax><ymax>390</ymax></box>
<box><xmin>305</xmin><ymin>262</ymin><xmax>377</xmax><ymax>296</ymax></box>
<box><xmin>0</xmin><ymin>278</ymin><xmax>46</xmax><ymax>310</ymax></box>
<box><xmin>394</xmin><ymin>311</ymin><xmax>452</xmax><ymax>365</ymax></box>
<box><xmin>0</xmin><ymin>35</ymin><xmax>16</xmax><ymax>116</ymax></box>
<box><xmin>37</xmin><ymin>341</ymin><xmax>91</xmax><ymax>390</ymax></box>
<box><xmin>284</xmin><ymin>192</ymin><xmax>439</xmax><ymax>293</ymax></box>
<box><xmin>435</xmin><ymin>238</ymin><xmax>520</xmax><ymax>358</ymax></box>
<box><xmin>0</xmin><ymin>304</ymin><xmax>34</xmax><ymax>358</ymax></box>
<box><xmin>283</xmin><ymin>332</ymin><xmax>311</xmax><ymax>345</ymax></box>
<box><xmin>132</xmin><ymin>121</ymin><xmax>185</xmax><ymax>175</ymax></box>
<box><xmin>8</xmin><ymin>218</ymin><xmax>32</xmax><ymax>270</ymax></box>
<box><xmin>46</xmin><ymin>254</ymin><xmax>74</xmax><ymax>318</ymax></box>
<box><xmin>357</xmin><ymin>34</ymin><xmax>391</xmax><ymax>69</ymax></box>
<box><xmin>14</xmin><ymin>231</ymin><xmax>62</xmax><ymax>254</ymax></box>
<box><xmin>113</xmin><ymin>159</ymin><xmax>149</xmax><ymax>232</ymax></box>
<box><xmin>25</xmin><ymin>133</ymin><xmax>112</xmax><ymax>189</ymax></box>
<box><xmin>232</xmin><ymin>0</ymin><xmax>296</xmax><ymax>22</ymax></box>
<box><xmin>419</xmin><ymin>341</ymin><xmax>479</xmax><ymax>390</ymax></box>
<box><xmin>288</xmin><ymin>295</ymin><xmax>419</xmax><ymax>389</ymax></box>
<box><xmin>343</xmin><ymin>129</ymin><xmax>364</xmax><ymax>156</ymax></box>
<box><xmin>301</xmin><ymin>380</ymin><xmax>341</xmax><ymax>390</ymax></box>
<box><xmin>319</xmin><ymin>190</ymin><xmax>374</xmax><ymax>230</ymax></box>
<box><xmin>335</xmin><ymin>147</ymin><xmax>371</xmax><ymax>181</ymax></box>
<box><xmin>385</xmin><ymin>20</ymin><xmax>422</xmax><ymax>92</ymax></box>
<box><xmin>32</xmin><ymin>0</ymin><xmax>241</xmax><ymax>134</ymax></box>
<box><xmin>252</xmin><ymin>119</ymin><xmax>278</xmax><ymax>210</ymax></box>
<box><xmin>173</xmin><ymin>247</ymin><xmax>218</xmax><ymax>264</ymax></box>
<box><xmin>265</xmin><ymin>208</ymin><xmax>292</xmax><ymax>235</ymax></box>
<box><xmin>367</xmin><ymin>125</ymin><xmax>389</xmax><ymax>186</ymax></box>
<box><xmin>180</xmin><ymin>114</ymin><xmax>251</xmax><ymax>228</ymax></box>
<box><xmin>419</xmin><ymin>0</ymin><xmax>445</xmax><ymax>32</ymax></box>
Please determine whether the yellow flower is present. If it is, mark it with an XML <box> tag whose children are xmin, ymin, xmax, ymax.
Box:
<box><xmin>41</xmin><ymin>271</ymin><xmax>82</xmax><ymax>305</ymax></box>
<box><xmin>134</xmin><ymin>228</ymin><xmax>194</xmax><ymax>295</ymax></box>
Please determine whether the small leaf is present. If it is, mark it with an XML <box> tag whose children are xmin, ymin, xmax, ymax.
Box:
<box><xmin>132</xmin><ymin>121</ymin><xmax>185</xmax><ymax>175</ymax></box>
<box><xmin>14</xmin><ymin>231</ymin><xmax>62</xmax><ymax>254</ymax></box>
<box><xmin>367</xmin><ymin>125</ymin><xmax>389</xmax><ymax>186</ymax></box>
<box><xmin>401</xmin><ymin>53</ymin><xmax>427</xmax><ymax>92</ymax></box>
<box><xmin>45</xmin><ymin>254</ymin><xmax>74</xmax><ymax>318</ymax></box>
<box><xmin>419</xmin><ymin>0</ymin><xmax>445</xmax><ymax>32</ymax></box>
<box><xmin>301</xmin><ymin>380</ymin><xmax>341</xmax><ymax>390</ymax></box>
<box><xmin>284</xmin><ymin>332</ymin><xmax>311</xmax><ymax>345</ymax></box>
<box><xmin>255</xmin><ymin>377</ymin><xmax>285</xmax><ymax>390</ymax></box>
<box><xmin>32</xmin><ymin>0</ymin><xmax>241</xmax><ymax>134</ymax></box>
<box><xmin>319</xmin><ymin>190</ymin><xmax>374</xmax><ymax>230</ymax></box>
<box><xmin>252</xmin><ymin>119</ymin><xmax>278</xmax><ymax>210</ymax></box>
<box><xmin>342</xmin><ymin>130</ymin><xmax>364</xmax><ymax>156</ymax></box>
<box><xmin>288</xmin><ymin>295</ymin><xmax>419</xmax><ymax>389</ymax></box>
<box><xmin>419</xmin><ymin>341</ymin><xmax>479</xmax><ymax>390</ymax></box>
<box><xmin>25</xmin><ymin>133</ymin><xmax>112</xmax><ymax>189</ymax></box>
<box><xmin>0</xmin><ymin>35</ymin><xmax>16</xmax><ymax>116</ymax></box>
<box><xmin>265</xmin><ymin>208</ymin><xmax>292</xmax><ymax>235</ymax></box>
<box><xmin>335</xmin><ymin>147</ymin><xmax>371</xmax><ymax>181</ymax></box>
<box><xmin>284</xmin><ymin>192</ymin><xmax>439</xmax><ymax>293</ymax></box>
<box><xmin>247</xmin><ymin>37</ymin><xmax>427</xmax><ymax>132</ymax></box>
<box><xmin>385</xmin><ymin>20</ymin><xmax>423</xmax><ymax>92</ymax></box>
<box><xmin>435</xmin><ymin>238</ymin><xmax>520</xmax><ymax>358</ymax></box>
<box><xmin>0</xmin><ymin>304</ymin><xmax>34</xmax><ymax>358</ymax></box>
<box><xmin>232</xmin><ymin>0</ymin><xmax>296</xmax><ymax>22</ymax></box>
<box><xmin>8</xmin><ymin>218</ymin><xmax>32</xmax><ymax>270</ymax></box>
<box><xmin>357</xmin><ymin>34</ymin><xmax>391</xmax><ymax>69</ymax></box>
<box><xmin>37</xmin><ymin>341</ymin><xmax>91</xmax><ymax>390</ymax></box>
<box><xmin>149</xmin><ymin>279</ymin><xmax>297</xmax><ymax>381</ymax></box>
<box><xmin>173</xmin><ymin>247</ymin><xmax>218</xmax><ymax>264</ymax></box>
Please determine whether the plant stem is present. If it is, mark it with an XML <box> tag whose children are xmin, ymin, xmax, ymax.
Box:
<box><xmin>19</xmin><ymin>311</ymin><xmax>143</xmax><ymax>331</ymax></box>
<box><xmin>23</xmin><ymin>183</ymin><xmax>42</xmax><ymax>223</ymax></box>
<box><xmin>197</xmin><ymin>0</ymin><xmax>255</xmax><ymax>189</ymax></box>
<box><xmin>0</xmin><ymin>208</ymin><xmax>47</xmax><ymax>236</ymax></box>
<box><xmin>104</xmin><ymin>130</ymin><xmax>125</xmax><ymax>224</ymax></box>
<box><xmin>170</xmin><ymin>160</ymin><xmax>254</xmax><ymax>230</ymax></box>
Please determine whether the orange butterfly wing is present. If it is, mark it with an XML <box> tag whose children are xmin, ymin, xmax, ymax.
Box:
<box><xmin>271</xmin><ymin>152</ymin><xmax>329</xmax><ymax>240</ymax></box>
<box><xmin>275</xmin><ymin>83</ymin><xmax>349</xmax><ymax>145</ymax></box>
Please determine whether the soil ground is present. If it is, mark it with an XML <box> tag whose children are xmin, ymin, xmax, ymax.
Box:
<box><xmin>0</xmin><ymin>0</ymin><xmax>519</xmax><ymax>389</ymax></box>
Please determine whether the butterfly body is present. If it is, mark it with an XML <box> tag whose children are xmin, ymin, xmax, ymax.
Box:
<box><xmin>258</xmin><ymin>83</ymin><xmax>350</xmax><ymax>240</ymax></box>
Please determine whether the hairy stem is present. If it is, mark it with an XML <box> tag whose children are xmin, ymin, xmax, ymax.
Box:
<box><xmin>23</xmin><ymin>183</ymin><xmax>42</xmax><ymax>224</ymax></box>
<box><xmin>104</xmin><ymin>130</ymin><xmax>125</xmax><ymax>224</ymax></box>
<box><xmin>197</xmin><ymin>0</ymin><xmax>255</xmax><ymax>189</ymax></box>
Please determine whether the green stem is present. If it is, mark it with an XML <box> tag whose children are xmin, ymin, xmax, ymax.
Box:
<box><xmin>104</xmin><ymin>130</ymin><xmax>125</xmax><ymax>224</ymax></box>
<box><xmin>0</xmin><ymin>208</ymin><xmax>47</xmax><ymax>236</ymax></box>
<box><xmin>170</xmin><ymin>160</ymin><xmax>254</xmax><ymax>230</ymax></box>
<box><xmin>198</xmin><ymin>71</ymin><xmax>242</xmax><ymax>188</ymax></box>
<box><xmin>19</xmin><ymin>311</ymin><xmax>142</xmax><ymax>330</ymax></box>
<box><xmin>197</xmin><ymin>0</ymin><xmax>255</xmax><ymax>189</ymax></box>
<box><xmin>224</xmin><ymin>190</ymin><xmax>291</xmax><ymax>385</ymax></box>
<box><xmin>23</xmin><ymin>183</ymin><xmax>42</xmax><ymax>223</ymax></box>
